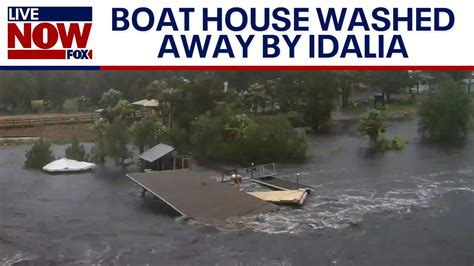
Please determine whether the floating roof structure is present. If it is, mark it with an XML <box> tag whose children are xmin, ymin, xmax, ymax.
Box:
<box><xmin>127</xmin><ymin>170</ymin><xmax>278</xmax><ymax>219</ymax></box>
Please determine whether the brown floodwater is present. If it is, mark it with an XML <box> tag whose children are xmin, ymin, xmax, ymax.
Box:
<box><xmin>1</xmin><ymin>119</ymin><xmax>474</xmax><ymax>265</ymax></box>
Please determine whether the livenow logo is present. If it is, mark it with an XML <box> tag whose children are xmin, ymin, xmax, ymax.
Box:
<box><xmin>7</xmin><ymin>7</ymin><xmax>93</xmax><ymax>60</ymax></box>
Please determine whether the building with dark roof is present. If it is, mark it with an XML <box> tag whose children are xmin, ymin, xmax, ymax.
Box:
<box><xmin>139</xmin><ymin>143</ymin><xmax>192</xmax><ymax>171</ymax></box>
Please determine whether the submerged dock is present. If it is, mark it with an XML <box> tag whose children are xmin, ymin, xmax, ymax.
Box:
<box><xmin>244</xmin><ymin>163</ymin><xmax>313</xmax><ymax>192</ymax></box>
<box><xmin>251</xmin><ymin>176</ymin><xmax>313</xmax><ymax>191</ymax></box>
<box><xmin>127</xmin><ymin>170</ymin><xmax>278</xmax><ymax>220</ymax></box>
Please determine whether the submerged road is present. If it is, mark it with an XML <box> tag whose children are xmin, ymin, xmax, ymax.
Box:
<box><xmin>0</xmin><ymin>119</ymin><xmax>473</xmax><ymax>265</ymax></box>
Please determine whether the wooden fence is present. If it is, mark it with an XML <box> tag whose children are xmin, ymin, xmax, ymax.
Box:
<box><xmin>0</xmin><ymin>113</ymin><xmax>100</xmax><ymax>129</ymax></box>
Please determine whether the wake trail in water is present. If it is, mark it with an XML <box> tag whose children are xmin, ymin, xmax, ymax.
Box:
<box><xmin>214</xmin><ymin>167</ymin><xmax>474</xmax><ymax>234</ymax></box>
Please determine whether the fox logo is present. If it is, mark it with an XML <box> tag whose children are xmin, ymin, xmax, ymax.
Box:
<box><xmin>8</xmin><ymin>7</ymin><xmax>93</xmax><ymax>60</ymax></box>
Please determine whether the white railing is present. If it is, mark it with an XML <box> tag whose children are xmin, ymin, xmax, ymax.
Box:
<box><xmin>243</xmin><ymin>163</ymin><xmax>277</xmax><ymax>179</ymax></box>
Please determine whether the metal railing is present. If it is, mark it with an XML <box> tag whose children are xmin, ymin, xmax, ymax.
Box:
<box><xmin>243</xmin><ymin>163</ymin><xmax>277</xmax><ymax>179</ymax></box>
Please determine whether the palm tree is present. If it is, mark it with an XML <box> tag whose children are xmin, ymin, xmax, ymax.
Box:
<box><xmin>113</xmin><ymin>100</ymin><xmax>133</xmax><ymax>120</ymax></box>
<box><xmin>359</xmin><ymin>110</ymin><xmax>387</xmax><ymax>147</ymax></box>
<box><xmin>243</xmin><ymin>83</ymin><xmax>269</xmax><ymax>115</ymax></box>
<box><xmin>224</xmin><ymin>114</ymin><xmax>254</xmax><ymax>140</ymax></box>
<box><xmin>159</xmin><ymin>88</ymin><xmax>182</xmax><ymax>128</ymax></box>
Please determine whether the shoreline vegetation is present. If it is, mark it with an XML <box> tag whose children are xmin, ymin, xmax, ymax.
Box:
<box><xmin>0</xmin><ymin>71</ymin><xmax>472</xmax><ymax>166</ymax></box>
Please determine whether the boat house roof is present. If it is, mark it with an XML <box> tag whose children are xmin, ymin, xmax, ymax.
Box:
<box><xmin>127</xmin><ymin>170</ymin><xmax>278</xmax><ymax>219</ymax></box>
<box><xmin>139</xmin><ymin>143</ymin><xmax>190</xmax><ymax>163</ymax></box>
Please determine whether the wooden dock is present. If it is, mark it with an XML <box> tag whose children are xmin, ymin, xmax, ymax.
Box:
<box><xmin>251</xmin><ymin>176</ymin><xmax>313</xmax><ymax>191</ymax></box>
<box><xmin>248</xmin><ymin>189</ymin><xmax>309</xmax><ymax>205</ymax></box>
<box><xmin>127</xmin><ymin>170</ymin><xmax>278</xmax><ymax>220</ymax></box>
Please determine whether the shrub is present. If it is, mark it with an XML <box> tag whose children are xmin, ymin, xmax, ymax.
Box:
<box><xmin>375</xmin><ymin>137</ymin><xmax>407</xmax><ymax>152</ymax></box>
<box><xmin>105</xmin><ymin>118</ymin><xmax>132</xmax><ymax>165</ymax></box>
<box><xmin>167</xmin><ymin>127</ymin><xmax>188</xmax><ymax>147</ymax></box>
<box><xmin>90</xmin><ymin>119</ymin><xmax>107</xmax><ymax>164</ymax></box>
<box><xmin>391</xmin><ymin>137</ymin><xmax>407</xmax><ymax>150</ymax></box>
<box><xmin>113</xmin><ymin>100</ymin><xmax>134</xmax><ymax>119</ymax></box>
<box><xmin>286</xmin><ymin>111</ymin><xmax>305</xmax><ymax>127</ymax></box>
<box><xmin>375</xmin><ymin>138</ymin><xmax>392</xmax><ymax>152</ymax></box>
<box><xmin>359</xmin><ymin>110</ymin><xmax>387</xmax><ymax>147</ymax></box>
<box><xmin>418</xmin><ymin>80</ymin><xmax>472</xmax><ymax>142</ymax></box>
<box><xmin>100</xmin><ymin>88</ymin><xmax>123</xmax><ymax>108</ymax></box>
<box><xmin>25</xmin><ymin>138</ymin><xmax>55</xmax><ymax>169</ymax></box>
<box><xmin>130</xmin><ymin>117</ymin><xmax>167</xmax><ymax>153</ymax></box>
<box><xmin>191</xmin><ymin>109</ymin><xmax>308</xmax><ymax>163</ymax></box>
<box><xmin>63</xmin><ymin>99</ymin><xmax>80</xmax><ymax>113</ymax></box>
<box><xmin>90</xmin><ymin>142</ymin><xmax>107</xmax><ymax>164</ymax></box>
<box><xmin>65</xmin><ymin>136</ymin><xmax>88</xmax><ymax>161</ymax></box>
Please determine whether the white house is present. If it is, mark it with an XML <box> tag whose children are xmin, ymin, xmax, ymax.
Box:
<box><xmin>410</xmin><ymin>71</ymin><xmax>438</xmax><ymax>94</ymax></box>
<box><xmin>410</xmin><ymin>71</ymin><xmax>474</xmax><ymax>94</ymax></box>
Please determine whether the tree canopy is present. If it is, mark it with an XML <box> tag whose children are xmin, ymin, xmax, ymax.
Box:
<box><xmin>24</xmin><ymin>138</ymin><xmax>55</xmax><ymax>169</ymax></box>
<box><xmin>359</xmin><ymin>110</ymin><xmax>387</xmax><ymax>147</ymax></box>
<box><xmin>418</xmin><ymin>80</ymin><xmax>472</xmax><ymax>142</ymax></box>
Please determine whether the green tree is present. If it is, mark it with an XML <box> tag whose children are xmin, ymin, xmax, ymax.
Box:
<box><xmin>241</xmin><ymin>116</ymin><xmax>308</xmax><ymax>162</ymax></box>
<box><xmin>105</xmin><ymin>118</ymin><xmax>132</xmax><ymax>165</ymax></box>
<box><xmin>418</xmin><ymin>80</ymin><xmax>472</xmax><ymax>142</ymax></box>
<box><xmin>191</xmin><ymin>108</ymin><xmax>307</xmax><ymax>163</ymax></box>
<box><xmin>25</xmin><ymin>138</ymin><xmax>55</xmax><ymax>169</ymax></box>
<box><xmin>159</xmin><ymin>88</ymin><xmax>182</xmax><ymax>128</ymax></box>
<box><xmin>359</xmin><ymin>110</ymin><xmax>387</xmax><ymax>147</ymax></box>
<box><xmin>273</xmin><ymin>73</ymin><xmax>304</xmax><ymax>113</ymax></box>
<box><xmin>264</xmin><ymin>79</ymin><xmax>278</xmax><ymax>113</ymax></box>
<box><xmin>335</xmin><ymin>71</ymin><xmax>364</xmax><ymax>108</ymax></box>
<box><xmin>40</xmin><ymin>72</ymin><xmax>88</xmax><ymax>110</ymax></box>
<box><xmin>224</xmin><ymin>113</ymin><xmax>254</xmax><ymax>140</ymax></box>
<box><xmin>299</xmin><ymin>73</ymin><xmax>339</xmax><ymax>129</ymax></box>
<box><xmin>146</xmin><ymin>79</ymin><xmax>169</xmax><ymax>99</ymax></box>
<box><xmin>130</xmin><ymin>117</ymin><xmax>167</xmax><ymax>153</ymax></box>
<box><xmin>65</xmin><ymin>136</ymin><xmax>88</xmax><ymax>161</ymax></box>
<box><xmin>368</xmin><ymin>71</ymin><xmax>414</xmax><ymax>102</ymax></box>
<box><xmin>174</xmin><ymin>73</ymin><xmax>225</xmax><ymax>127</ymax></box>
<box><xmin>190</xmin><ymin>109</ymin><xmax>228</xmax><ymax>157</ymax></box>
<box><xmin>113</xmin><ymin>99</ymin><xmax>134</xmax><ymax>120</ymax></box>
<box><xmin>243</xmin><ymin>83</ymin><xmax>268</xmax><ymax>115</ymax></box>
<box><xmin>431</xmin><ymin>71</ymin><xmax>472</xmax><ymax>82</ymax></box>
<box><xmin>90</xmin><ymin>118</ymin><xmax>108</xmax><ymax>164</ymax></box>
<box><xmin>100</xmin><ymin>88</ymin><xmax>123</xmax><ymax>108</ymax></box>
<box><xmin>0</xmin><ymin>72</ymin><xmax>38</xmax><ymax>112</ymax></box>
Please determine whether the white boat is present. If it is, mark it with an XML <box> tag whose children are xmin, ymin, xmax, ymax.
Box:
<box><xmin>42</xmin><ymin>158</ymin><xmax>96</xmax><ymax>173</ymax></box>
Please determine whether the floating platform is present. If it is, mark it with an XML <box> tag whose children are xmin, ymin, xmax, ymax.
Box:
<box><xmin>126</xmin><ymin>170</ymin><xmax>278</xmax><ymax>220</ymax></box>
<box><xmin>248</xmin><ymin>189</ymin><xmax>309</xmax><ymax>206</ymax></box>
<box><xmin>251</xmin><ymin>176</ymin><xmax>313</xmax><ymax>192</ymax></box>
<box><xmin>242</xmin><ymin>163</ymin><xmax>313</xmax><ymax>192</ymax></box>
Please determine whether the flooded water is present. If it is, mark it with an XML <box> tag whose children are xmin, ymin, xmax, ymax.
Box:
<box><xmin>1</xmin><ymin>119</ymin><xmax>474</xmax><ymax>265</ymax></box>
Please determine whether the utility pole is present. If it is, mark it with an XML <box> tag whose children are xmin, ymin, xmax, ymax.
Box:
<box><xmin>469</xmin><ymin>72</ymin><xmax>472</xmax><ymax>94</ymax></box>
<box><xmin>250</xmin><ymin>162</ymin><xmax>254</xmax><ymax>179</ymax></box>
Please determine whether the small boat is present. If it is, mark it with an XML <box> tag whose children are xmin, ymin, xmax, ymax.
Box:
<box><xmin>42</xmin><ymin>158</ymin><xmax>96</xmax><ymax>173</ymax></box>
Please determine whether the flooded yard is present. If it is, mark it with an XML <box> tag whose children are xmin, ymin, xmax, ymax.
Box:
<box><xmin>1</xmin><ymin>119</ymin><xmax>474</xmax><ymax>265</ymax></box>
